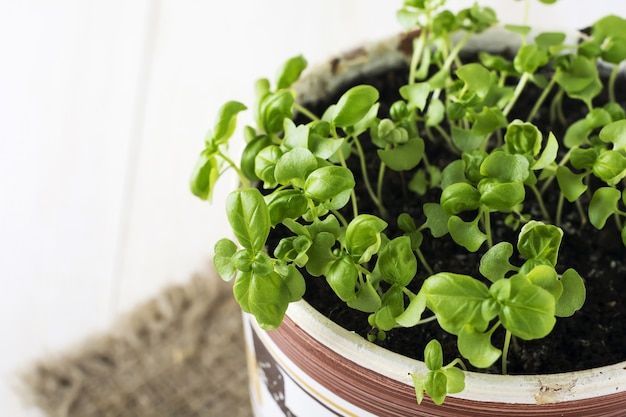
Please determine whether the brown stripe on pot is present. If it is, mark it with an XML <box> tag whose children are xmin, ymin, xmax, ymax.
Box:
<box><xmin>253</xmin><ymin>299</ymin><xmax>626</xmax><ymax>416</ymax></box>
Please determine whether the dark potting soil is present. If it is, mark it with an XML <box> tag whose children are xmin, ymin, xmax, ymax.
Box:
<box><xmin>266</xmin><ymin>59</ymin><xmax>626</xmax><ymax>375</ymax></box>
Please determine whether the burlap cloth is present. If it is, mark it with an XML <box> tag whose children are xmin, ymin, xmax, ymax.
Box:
<box><xmin>21</xmin><ymin>268</ymin><xmax>252</xmax><ymax>417</ymax></box>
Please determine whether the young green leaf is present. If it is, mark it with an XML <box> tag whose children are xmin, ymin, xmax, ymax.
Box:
<box><xmin>276</xmin><ymin>55</ymin><xmax>307</xmax><ymax>90</ymax></box>
<box><xmin>260</xmin><ymin>90</ymin><xmax>295</xmax><ymax>134</ymax></box>
<box><xmin>345</xmin><ymin>214</ymin><xmax>388</xmax><ymax>264</ymax></box>
<box><xmin>189</xmin><ymin>151</ymin><xmax>219</xmax><ymax>201</ymax></box>
<box><xmin>478</xmin><ymin>179</ymin><xmax>525</xmax><ymax>213</ymax></box>
<box><xmin>226</xmin><ymin>188</ymin><xmax>271</xmax><ymax>252</ymax></box>
<box><xmin>422</xmin><ymin>203</ymin><xmax>452</xmax><ymax>238</ymax></box>
<box><xmin>241</xmin><ymin>135</ymin><xmax>273</xmax><ymax>182</ymax></box>
<box><xmin>265</xmin><ymin>189</ymin><xmax>308</xmax><ymax>226</ymax></box>
<box><xmin>592</xmin><ymin>150</ymin><xmax>626</xmax><ymax>186</ymax></box>
<box><xmin>377</xmin><ymin>138</ymin><xmax>425</xmax><ymax>171</ymax></box>
<box><xmin>555</xmin><ymin>268</ymin><xmax>586</xmax><ymax>317</ymax></box>
<box><xmin>395</xmin><ymin>291</ymin><xmax>427</xmax><ymax>327</ymax></box>
<box><xmin>304</xmin><ymin>166</ymin><xmax>355</xmax><ymax>203</ymax></box>
<box><xmin>423</xmin><ymin>273</ymin><xmax>490</xmax><ymax>334</ymax></box>
<box><xmin>588</xmin><ymin>187</ymin><xmax>621</xmax><ymax>229</ymax></box>
<box><xmin>378</xmin><ymin>236</ymin><xmax>417</xmax><ymax>286</ymax></box>
<box><xmin>456</xmin><ymin>63</ymin><xmax>492</xmax><ymax>99</ymax></box>
<box><xmin>332</xmin><ymin>85</ymin><xmax>380</xmax><ymax>128</ymax></box>
<box><xmin>458</xmin><ymin>324</ymin><xmax>502</xmax><ymax>368</ymax></box>
<box><xmin>248</xmin><ymin>271</ymin><xmax>289</xmax><ymax>330</ymax></box>
<box><xmin>346</xmin><ymin>279</ymin><xmax>382</xmax><ymax>313</ymax></box>
<box><xmin>480</xmin><ymin>152</ymin><xmax>530</xmax><ymax>182</ymax></box>
<box><xmin>274</xmin><ymin>147</ymin><xmax>318</xmax><ymax>187</ymax></box>
<box><xmin>400</xmin><ymin>82</ymin><xmax>431</xmax><ymax>111</ymax></box>
<box><xmin>441</xmin><ymin>183</ymin><xmax>481</xmax><ymax>214</ymax></box>
<box><xmin>479</xmin><ymin>242</ymin><xmax>515</xmax><ymax>282</ymax></box>
<box><xmin>497</xmin><ymin>274</ymin><xmax>556</xmax><ymax>340</ymax></box>
<box><xmin>212</xmin><ymin>101</ymin><xmax>248</xmax><ymax>146</ymax></box>
<box><xmin>448</xmin><ymin>215</ymin><xmax>487</xmax><ymax>252</ymax></box>
<box><xmin>326</xmin><ymin>255</ymin><xmax>359</xmax><ymax>302</ymax></box>
<box><xmin>213</xmin><ymin>238</ymin><xmax>238</xmax><ymax>281</ymax></box>
<box><xmin>517</xmin><ymin>221</ymin><xmax>563</xmax><ymax>266</ymax></box>
<box><xmin>599</xmin><ymin>119</ymin><xmax>626</xmax><ymax>151</ymax></box>
<box><xmin>556</xmin><ymin>166</ymin><xmax>588</xmax><ymax>202</ymax></box>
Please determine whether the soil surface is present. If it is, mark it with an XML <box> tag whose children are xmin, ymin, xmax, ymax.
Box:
<box><xmin>267</xmin><ymin>59</ymin><xmax>626</xmax><ymax>375</ymax></box>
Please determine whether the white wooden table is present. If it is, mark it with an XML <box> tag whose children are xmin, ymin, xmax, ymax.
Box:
<box><xmin>0</xmin><ymin>1</ymin><xmax>616</xmax><ymax>415</ymax></box>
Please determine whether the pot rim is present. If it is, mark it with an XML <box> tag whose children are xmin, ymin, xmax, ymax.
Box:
<box><xmin>286</xmin><ymin>299</ymin><xmax>626</xmax><ymax>404</ymax></box>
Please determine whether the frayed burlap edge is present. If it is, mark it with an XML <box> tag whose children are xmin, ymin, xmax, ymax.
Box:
<box><xmin>20</xmin><ymin>267</ymin><xmax>252</xmax><ymax>417</ymax></box>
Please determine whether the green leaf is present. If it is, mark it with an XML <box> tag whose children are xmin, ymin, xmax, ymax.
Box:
<box><xmin>426</xmin><ymin>98</ymin><xmax>445</xmax><ymax>126</ymax></box>
<box><xmin>248</xmin><ymin>272</ymin><xmax>289</xmax><ymax>330</ymax></box>
<box><xmin>309</xmin><ymin>135</ymin><xmax>346</xmax><ymax>159</ymax></box>
<box><xmin>304</xmin><ymin>166</ymin><xmax>355</xmax><ymax>203</ymax></box>
<box><xmin>599</xmin><ymin>119</ymin><xmax>626</xmax><ymax>151</ymax></box>
<box><xmin>374</xmin><ymin>286</ymin><xmax>405</xmax><ymax>330</ymax></box>
<box><xmin>260</xmin><ymin>90</ymin><xmax>295</xmax><ymax>134</ymax></box>
<box><xmin>213</xmin><ymin>238</ymin><xmax>238</xmax><ymax>281</ymax></box>
<box><xmin>570</xmin><ymin>147</ymin><xmax>598</xmax><ymax>170</ymax></box>
<box><xmin>423</xmin><ymin>273</ymin><xmax>490</xmax><ymax>334</ymax></box>
<box><xmin>443</xmin><ymin>366</ymin><xmax>465</xmax><ymax>394</ymax></box>
<box><xmin>226</xmin><ymin>189</ymin><xmax>271</xmax><ymax>252</ymax></box>
<box><xmin>589</xmin><ymin>187</ymin><xmax>621</xmax><ymax>229</ymax></box>
<box><xmin>395</xmin><ymin>291</ymin><xmax>427</xmax><ymax>327</ymax></box>
<box><xmin>265</xmin><ymin>189</ymin><xmax>308</xmax><ymax>226</ymax></box>
<box><xmin>456</xmin><ymin>63</ymin><xmax>492</xmax><ymax>99</ymax></box>
<box><xmin>254</xmin><ymin>145</ymin><xmax>283</xmax><ymax>187</ymax></box>
<box><xmin>517</xmin><ymin>221</ymin><xmax>563</xmax><ymax>265</ymax></box>
<box><xmin>241</xmin><ymin>135</ymin><xmax>273</xmax><ymax>182</ymax></box>
<box><xmin>471</xmin><ymin>106</ymin><xmax>508</xmax><ymax>136</ymax></box>
<box><xmin>480</xmin><ymin>152</ymin><xmax>530</xmax><ymax>182</ymax></box>
<box><xmin>424</xmin><ymin>339</ymin><xmax>443</xmax><ymax>370</ymax></box>
<box><xmin>479</xmin><ymin>242</ymin><xmax>515</xmax><ymax>282</ymax></box>
<box><xmin>233</xmin><ymin>271</ymin><xmax>252</xmax><ymax>313</ymax></box>
<box><xmin>333</xmin><ymin>85</ymin><xmax>380</xmax><ymax>128</ymax></box>
<box><xmin>377</xmin><ymin>138</ymin><xmax>425</xmax><ymax>171</ymax></box>
<box><xmin>451</xmin><ymin>127</ymin><xmax>486</xmax><ymax>152</ymax></box>
<box><xmin>189</xmin><ymin>151</ymin><xmax>218</xmax><ymax>201</ymax></box>
<box><xmin>422</xmin><ymin>203</ymin><xmax>451</xmax><ymax>238</ymax></box>
<box><xmin>555</xmin><ymin>55</ymin><xmax>602</xmax><ymax>107</ymax></box>
<box><xmin>556</xmin><ymin>269</ymin><xmax>586</xmax><ymax>317</ymax></box>
<box><xmin>448</xmin><ymin>215</ymin><xmax>487</xmax><ymax>252</ymax></box>
<box><xmin>345</xmin><ymin>214</ymin><xmax>388</xmax><ymax>264</ymax></box>
<box><xmin>212</xmin><ymin>101</ymin><xmax>247</xmax><ymax>145</ymax></box>
<box><xmin>326</xmin><ymin>256</ymin><xmax>358</xmax><ymax>302</ymax></box>
<box><xmin>526</xmin><ymin>264</ymin><xmax>562</xmax><ymax>303</ymax></box>
<box><xmin>592</xmin><ymin>150</ymin><xmax>626</xmax><ymax>186</ymax></box>
<box><xmin>346</xmin><ymin>279</ymin><xmax>382</xmax><ymax>313</ymax></box>
<box><xmin>458</xmin><ymin>324</ymin><xmax>502</xmax><ymax>368</ymax></box>
<box><xmin>276</xmin><ymin>55</ymin><xmax>307</xmax><ymax>89</ymax></box>
<box><xmin>504</xmin><ymin>120</ymin><xmax>542</xmax><ymax>157</ymax></box>
<box><xmin>400</xmin><ymin>82</ymin><xmax>431</xmax><ymax>111</ymax></box>
<box><xmin>532</xmin><ymin>132</ymin><xmax>559</xmax><ymax>170</ymax></box>
<box><xmin>498</xmin><ymin>274</ymin><xmax>556</xmax><ymax>340</ymax></box>
<box><xmin>514</xmin><ymin>44</ymin><xmax>549</xmax><ymax>74</ymax></box>
<box><xmin>534</xmin><ymin>32</ymin><xmax>566</xmax><ymax>50</ymax></box>
<box><xmin>440</xmin><ymin>183</ymin><xmax>481</xmax><ymax>214</ymax></box>
<box><xmin>411</xmin><ymin>373</ymin><xmax>426</xmax><ymax>405</ymax></box>
<box><xmin>274</xmin><ymin>147</ymin><xmax>318</xmax><ymax>187</ymax></box>
<box><xmin>379</xmin><ymin>236</ymin><xmax>417</xmax><ymax>286</ymax></box>
<box><xmin>425</xmin><ymin>371</ymin><xmax>448</xmax><ymax>405</ymax></box>
<box><xmin>556</xmin><ymin>166</ymin><xmax>588</xmax><ymax>202</ymax></box>
<box><xmin>478</xmin><ymin>179</ymin><xmax>525</xmax><ymax>213</ymax></box>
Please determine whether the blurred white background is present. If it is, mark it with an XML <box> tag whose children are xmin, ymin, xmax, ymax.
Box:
<box><xmin>0</xmin><ymin>1</ymin><xmax>620</xmax><ymax>415</ymax></box>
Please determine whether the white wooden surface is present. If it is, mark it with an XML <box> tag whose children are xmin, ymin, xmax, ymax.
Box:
<box><xmin>0</xmin><ymin>1</ymin><xmax>619</xmax><ymax>415</ymax></box>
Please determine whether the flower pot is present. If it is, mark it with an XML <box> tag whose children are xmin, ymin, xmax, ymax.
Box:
<box><xmin>242</xmin><ymin>30</ymin><xmax>626</xmax><ymax>416</ymax></box>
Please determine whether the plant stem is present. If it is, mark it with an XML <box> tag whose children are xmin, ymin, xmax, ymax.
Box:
<box><xmin>218</xmin><ymin>151</ymin><xmax>251</xmax><ymax>187</ymax></box>
<box><xmin>409</xmin><ymin>30</ymin><xmax>427</xmax><ymax>85</ymax></box>
<box><xmin>502</xmin><ymin>330</ymin><xmax>512</xmax><ymax>375</ymax></box>
<box><xmin>331</xmin><ymin>209</ymin><xmax>349</xmax><ymax>227</ymax></box>
<box><xmin>335</xmin><ymin>145</ymin><xmax>359</xmax><ymax>218</ymax></box>
<box><xmin>527</xmin><ymin>76</ymin><xmax>556</xmax><ymax>121</ymax></box>
<box><xmin>415</xmin><ymin>247</ymin><xmax>434</xmax><ymax>275</ymax></box>
<box><xmin>503</xmin><ymin>72</ymin><xmax>531</xmax><ymax>117</ymax></box>
<box><xmin>353</xmin><ymin>137</ymin><xmax>389</xmax><ymax>218</ymax></box>
<box><xmin>608</xmin><ymin>64</ymin><xmax>619</xmax><ymax>103</ymax></box>
<box><xmin>530</xmin><ymin>185</ymin><xmax>551</xmax><ymax>222</ymax></box>
<box><xmin>415</xmin><ymin>315</ymin><xmax>438</xmax><ymax>326</ymax></box>
<box><xmin>294</xmin><ymin>103</ymin><xmax>320</xmax><ymax>122</ymax></box>
<box><xmin>377</xmin><ymin>161</ymin><xmax>386</xmax><ymax>205</ymax></box>
<box><xmin>555</xmin><ymin>192</ymin><xmax>565</xmax><ymax>227</ymax></box>
<box><xmin>482</xmin><ymin>210</ymin><xmax>493</xmax><ymax>248</ymax></box>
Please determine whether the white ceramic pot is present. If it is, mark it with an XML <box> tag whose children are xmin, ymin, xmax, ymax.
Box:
<box><xmin>243</xmin><ymin>29</ymin><xmax>626</xmax><ymax>416</ymax></box>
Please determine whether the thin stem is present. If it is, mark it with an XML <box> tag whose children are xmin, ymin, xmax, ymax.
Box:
<box><xmin>530</xmin><ymin>185</ymin><xmax>551</xmax><ymax>222</ymax></box>
<box><xmin>415</xmin><ymin>247</ymin><xmax>435</xmax><ymax>275</ymax></box>
<box><xmin>527</xmin><ymin>76</ymin><xmax>557</xmax><ymax>122</ymax></box>
<box><xmin>409</xmin><ymin>30</ymin><xmax>427</xmax><ymax>85</ymax></box>
<box><xmin>335</xmin><ymin>145</ymin><xmax>359</xmax><ymax>218</ymax></box>
<box><xmin>330</xmin><ymin>209</ymin><xmax>349</xmax><ymax>227</ymax></box>
<box><xmin>218</xmin><ymin>151</ymin><xmax>251</xmax><ymax>187</ymax></box>
<box><xmin>555</xmin><ymin>192</ymin><xmax>565</xmax><ymax>227</ymax></box>
<box><xmin>502</xmin><ymin>330</ymin><xmax>513</xmax><ymax>375</ymax></box>
<box><xmin>353</xmin><ymin>137</ymin><xmax>389</xmax><ymax>218</ymax></box>
<box><xmin>377</xmin><ymin>161</ymin><xmax>386</xmax><ymax>205</ymax></box>
<box><xmin>447</xmin><ymin>358</ymin><xmax>468</xmax><ymax>372</ymax></box>
<box><xmin>294</xmin><ymin>103</ymin><xmax>320</xmax><ymax>121</ymax></box>
<box><xmin>482</xmin><ymin>209</ymin><xmax>493</xmax><ymax>249</ymax></box>
<box><xmin>415</xmin><ymin>315</ymin><xmax>439</xmax><ymax>326</ymax></box>
<box><xmin>608</xmin><ymin>64</ymin><xmax>619</xmax><ymax>103</ymax></box>
<box><xmin>503</xmin><ymin>72</ymin><xmax>531</xmax><ymax>117</ymax></box>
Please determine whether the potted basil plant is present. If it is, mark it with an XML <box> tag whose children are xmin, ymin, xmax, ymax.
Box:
<box><xmin>190</xmin><ymin>0</ymin><xmax>626</xmax><ymax>414</ymax></box>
